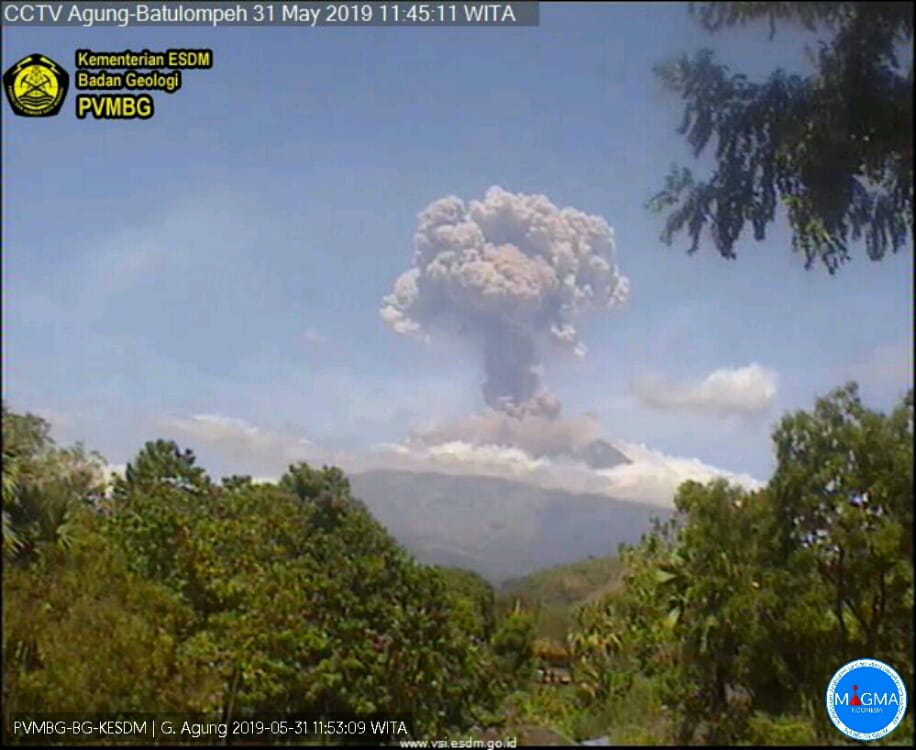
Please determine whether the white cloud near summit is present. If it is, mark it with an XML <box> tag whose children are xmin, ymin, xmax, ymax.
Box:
<box><xmin>630</xmin><ymin>363</ymin><xmax>778</xmax><ymax>417</ymax></box>
<box><xmin>364</xmin><ymin>438</ymin><xmax>761</xmax><ymax>507</ymax></box>
<box><xmin>156</xmin><ymin>411</ymin><xmax>762</xmax><ymax>508</ymax></box>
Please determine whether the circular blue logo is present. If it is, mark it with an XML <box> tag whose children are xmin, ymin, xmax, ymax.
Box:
<box><xmin>825</xmin><ymin>659</ymin><xmax>908</xmax><ymax>741</ymax></box>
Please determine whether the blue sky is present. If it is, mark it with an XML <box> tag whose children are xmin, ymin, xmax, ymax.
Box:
<box><xmin>2</xmin><ymin>3</ymin><xmax>912</xmax><ymax>496</ymax></box>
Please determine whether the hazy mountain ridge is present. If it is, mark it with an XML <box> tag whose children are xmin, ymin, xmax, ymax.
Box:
<box><xmin>350</xmin><ymin>469</ymin><xmax>671</xmax><ymax>583</ymax></box>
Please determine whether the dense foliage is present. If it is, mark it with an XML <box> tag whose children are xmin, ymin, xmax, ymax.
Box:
<box><xmin>649</xmin><ymin>2</ymin><xmax>913</xmax><ymax>271</ymax></box>
<box><xmin>559</xmin><ymin>384</ymin><xmax>913</xmax><ymax>744</ymax></box>
<box><xmin>3</xmin><ymin>383</ymin><xmax>912</xmax><ymax>744</ymax></box>
<box><xmin>2</xmin><ymin>413</ymin><xmax>532</xmax><ymax>741</ymax></box>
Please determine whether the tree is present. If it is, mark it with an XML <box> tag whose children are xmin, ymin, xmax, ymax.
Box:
<box><xmin>2</xmin><ymin>404</ymin><xmax>105</xmax><ymax>563</ymax></box>
<box><xmin>437</xmin><ymin>566</ymin><xmax>497</xmax><ymax>642</ymax></box>
<box><xmin>221</xmin><ymin>474</ymin><xmax>254</xmax><ymax>491</ymax></box>
<box><xmin>105</xmin><ymin>454</ymin><xmax>498</xmax><ymax>735</ymax></box>
<box><xmin>119</xmin><ymin>439</ymin><xmax>211</xmax><ymax>496</ymax></box>
<box><xmin>2</xmin><ymin>444</ymin><xmax>22</xmax><ymax>558</ymax></box>
<box><xmin>280</xmin><ymin>462</ymin><xmax>367</xmax><ymax>531</ymax></box>
<box><xmin>3</xmin><ymin>522</ymin><xmax>210</xmax><ymax>717</ymax></box>
<box><xmin>650</xmin><ymin>482</ymin><xmax>780</xmax><ymax>744</ymax></box>
<box><xmin>769</xmin><ymin>383</ymin><xmax>913</xmax><ymax>667</ymax></box>
<box><xmin>280</xmin><ymin>462</ymin><xmax>351</xmax><ymax>502</ymax></box>
<box><xmin>649</xmin><ymin>2</ymin><xmax>913</xmax><ymax>272</ymax></box>
<box><xmin>108</xmin><ymin>441</ymin><xmax>214</xmax><ymax>588</ymax></box>
<box><xmin>491</xmin><ymin>602</ymin><xmax>536</xmax><ymax>678</ymax></box>
<box><xmin>570</xmin><ymin>384</ymin><xmax>913</xmax><ymax>743</ymax></box>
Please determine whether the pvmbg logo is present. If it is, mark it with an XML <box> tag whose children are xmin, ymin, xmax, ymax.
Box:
<box><xmin>3</xmin><ymin>53</ymin><xmax>69</xmax><ymax>116</ymax></box>
<box><xmin>826</xmin><ymin>659</ymin><xmax>908</xmax><ymax>742</ymax></box>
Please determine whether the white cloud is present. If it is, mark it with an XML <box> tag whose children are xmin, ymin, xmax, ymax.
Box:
<box><xmin>360</xmin><ymin>438</ymin><xmax>761</xmax><ymax>507</ymax></box>
<box><xmin>156</xmin><ymin>411</ymin><xmax>762</xmax><ymax>508</ymax></box>
<box><xmin>601</xmin><ymin>441</ymin><xmax>763</xmax><ymax>504</ymax></box>
<box><xmin>157</xmin><ymin>414</ymin><xmax>316</xmax><ymax>472</ymax></box>
<box><xmin>631</xmin><ymin>363</ymin><xmax>778</xmax><ymax>416</ymax></box>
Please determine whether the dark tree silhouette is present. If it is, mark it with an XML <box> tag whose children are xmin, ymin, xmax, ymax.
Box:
<box><xmin>649</xmin><ymin>2</ymin><xmax>913</xmax><ymax>272</ymax></box>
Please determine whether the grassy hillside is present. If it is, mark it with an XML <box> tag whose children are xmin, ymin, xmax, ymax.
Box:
<box><xmin>497</xmin><ymin>556</ymin><xmax>623</xmax><ymax>641</ymax></box>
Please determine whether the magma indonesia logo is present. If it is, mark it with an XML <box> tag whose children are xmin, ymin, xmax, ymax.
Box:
<box><xmin>3</xmin><ymin>53</ymin><xmax>69</xmax><ymax>116</ymax></box>
<box><xmin>826</xmin><ymin>659</ymin><xmax>908</xmax><ymax>742</ymax></box>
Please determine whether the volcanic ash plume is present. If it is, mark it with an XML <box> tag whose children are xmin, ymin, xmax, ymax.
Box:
<box><xmin>380</xmin><ymin>186</ymin><xmax>629</xmax><ymax>417</ymax></box>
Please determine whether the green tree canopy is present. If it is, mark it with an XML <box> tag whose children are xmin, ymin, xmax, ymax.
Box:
<box><xmin>120</xmin><ymin>439</ymin><xmax>212</xmax><ymax>496</ymax></box>
<box><xmin>2</xmin><ymin>403</ymin><xmax>105</xmax><ymax>562</ymax></box>
<box><xmin>574</xmin><ymin>384</ymin><xmax>913</xmax><ymax>743</ymax></box>
<box><xmin>103</xmin><ymin>450</ymin><xmax>497</xmax><ymax>734</ymax></box>
<box><xmin>3</xmin><ymin>524</ymin><xmax>207</xmax><ymax>717</ymax></box>
<box><xmin>649</xmin><ymin>2</ymin><xmax>913</xmax><ymax>272</ymax></box>
<box><xmin>438</xmin><ymin>566</ymin><xmax>498</xmax><ymax>642</ymax></box>
<box><xmin>769</xmin><ymin>383</ymin><xmax>914</xmax><ymax>662</ymax></box>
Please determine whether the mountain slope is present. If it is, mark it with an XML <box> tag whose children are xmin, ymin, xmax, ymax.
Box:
<box><xmin>349</xmin><ymin>470</ymin><xmax>670</xmax><ymax>583</ymax></box>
